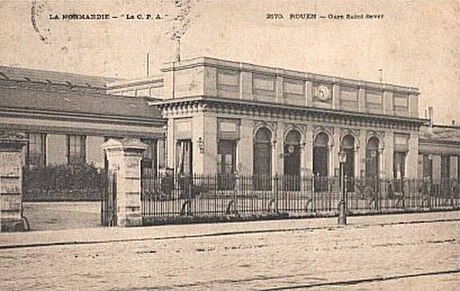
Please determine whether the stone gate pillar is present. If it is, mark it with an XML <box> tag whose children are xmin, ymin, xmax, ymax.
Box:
<box><xmin>0</xmin><ymin>132</ymin><xmax>28</xmax><ymax>232</ymax></box>
<box><xmin>101</xmin><ymin>138</ymin><xmax>147</xmax><ymax>227</ymax></box>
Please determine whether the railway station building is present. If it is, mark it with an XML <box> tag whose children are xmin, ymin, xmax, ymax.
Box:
<box><xmin>1</xmin><ymin>57</ymin><xmax>459</xmax><ymax>182</ymax></box>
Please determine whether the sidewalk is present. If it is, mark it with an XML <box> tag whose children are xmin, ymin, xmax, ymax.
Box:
<box><xmin>1</xmin><ymin>211</ymin><xmax>459</xmax><ymax>249</ymax></box>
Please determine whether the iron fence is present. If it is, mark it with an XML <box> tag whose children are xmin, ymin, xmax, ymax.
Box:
<box><xmin>141</xmin><ymin>173</ymin><xmax>460</xmax><ymax>220</ymax></box>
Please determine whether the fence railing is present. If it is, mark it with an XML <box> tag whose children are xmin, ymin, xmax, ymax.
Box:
<box><xmin>141</xmin><ymin>173</ymin><xmax>460</xmax><ymax>219</ymax></box>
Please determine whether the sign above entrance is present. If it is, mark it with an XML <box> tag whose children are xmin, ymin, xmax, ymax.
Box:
<box><xmin>218</xmin><ymin>118</ymin><xmax>240</xmax><ymax>140</ymax></box>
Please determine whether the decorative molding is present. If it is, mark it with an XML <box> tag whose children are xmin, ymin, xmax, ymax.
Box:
<box><xmin>283</xmin><ymin>123</ymin><xmax>307</xmax><ymax>144</ymax></box>
<box><xmin>366</xmin><ymin>130</ymin><xmax>385</xmax><ymax>149</ymax></box>
<box><xmin>313</xmin><ymin>126</ymin><xmax>334</xmax><ymax>147</ymax></box>
<box><xmin>253</xmin><ymin>120</ymin><xmax>277</xmax><ymax>141</ymax></box>
<box><xmin>154</xmin><ymin>97</ymin><xmax>424</xmax><ymax>132</ymax></box>
<box><xmin>340</xmin><ymin>128</ymin><xmax>360</xmax><ymax>149</ymax></box>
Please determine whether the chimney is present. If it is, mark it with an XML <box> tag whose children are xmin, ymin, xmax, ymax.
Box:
<box><xmin>174</xmin><ymin>39</ymin><xmax>181</xmax><ymax>62</ymax></box>
<box><xmin>452</xmin><ymin>120</ymin><xmax>456</xmax><ymax>126</ymax></box>
<box><xmin>428</xmin><ymin>106</ymin><xmax>433</xmax><ymax>127</ymax></box>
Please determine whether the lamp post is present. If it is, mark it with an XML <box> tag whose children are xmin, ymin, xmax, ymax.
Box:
<box><xmin>338</xmin><ymin>150</ymin><xmax>347</xmax><ymax>225</ymax></box>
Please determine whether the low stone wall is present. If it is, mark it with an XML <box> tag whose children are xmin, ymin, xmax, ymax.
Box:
<box><xmin>142</xmin><ymin>212</ymin><xmax>290</xmax><ymax>226</ymax></box>
<box><xmin>141</xmin><ymin>206</ymin><xmax>460</xmax><ymax>227</ymax></box>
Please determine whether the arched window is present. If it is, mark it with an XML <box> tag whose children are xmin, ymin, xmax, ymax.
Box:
<box><xmin>365</xmin><ymin>137</ymin><xmax>379</xmax><ymax>179</ymax></box>
<box><xmin>341</xmin><ymin>135</ymin><xmax>355</xmax><ymax>178</ymax></box>
<box><xmin>284</xmin><ymin>130</ymin><xmax>301</xmax><ymax>191</ymax></box>
<box><xmin>313</xmin><ymin>133</ymin><xmax>329</xmax><ymax>177</ymax></box>
<box><xmin>284</xmin><ymin>130</ymin><xmax>301</xmax><ymax>168</ymax></box>
<box><xmin>341</xmin><ymin>135</ymin><xmax>355</xmax><ymax>191</ymax></box>
<box><xmin>254</xmin><ymin>128</ymin><xmax>272</xmax><ymax>190</ymax></box>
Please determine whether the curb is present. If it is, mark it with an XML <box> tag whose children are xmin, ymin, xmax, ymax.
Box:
<box><xmin>1</xmin><ymin>216</ymin><xmax>459</xmax><ymax>250</ymax></box>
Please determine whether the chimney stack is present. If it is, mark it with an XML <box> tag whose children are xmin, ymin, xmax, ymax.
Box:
<box><xmin>452</xmin><ymin>120</ymin><xmax>456</xmax><ymax>126</ymax></box>
<box><xmin>428</xmin><ymin>106</ymin><xmax>433</xmax><ymax>127</ymax></box>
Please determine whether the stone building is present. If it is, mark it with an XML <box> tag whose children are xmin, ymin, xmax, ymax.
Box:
<box><xmin>108</xmin><ymin>57</ymin><xmax>425</xmax><ymax>182</ymax></box>
<box><xmin>2</xmin><ymin>58</ymin><xmax>459</xmax><ymax>183</ymax></box>
<box><xmin>419</xmin><ymin>123</ymin><xmax>460</xmax><ymax>184</ymax></box>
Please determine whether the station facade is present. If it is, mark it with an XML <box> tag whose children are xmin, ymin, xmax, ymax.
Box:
<box><xmin>1</xmin><ymin>57</ymin><xmax>459</xmax><ymax>182</ymax></box>
<box><xmin>108</xmin><ymin>57</ymin><xmax>424</xmax><ymax>180</ymax></box>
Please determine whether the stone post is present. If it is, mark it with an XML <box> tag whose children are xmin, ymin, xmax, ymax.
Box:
<box><xmin>0</xmin><ymin>132</ymin><xmax>28</xmax><ymax>232</ymax></box>
<box><xmin>101</xmin><ymin>138</ymin><xmax>147</xmax><ymax>227</ymax></box>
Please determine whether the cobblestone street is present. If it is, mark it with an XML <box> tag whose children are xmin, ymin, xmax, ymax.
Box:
<box><xmin>1</xmin><ymin>212</ymin><xmax>459</xmax><ymax>290</ymax></box>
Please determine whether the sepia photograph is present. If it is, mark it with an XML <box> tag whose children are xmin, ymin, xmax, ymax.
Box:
<box><xmin>0</xmin><ymin>0</ymin><xmax>459</xmax><ymax>289</ymax></box>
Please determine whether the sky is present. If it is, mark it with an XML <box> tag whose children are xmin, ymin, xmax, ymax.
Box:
<box><xmin>1</xmin><ymin>0</ymin><xmax>459</xmax><ymax>125</ymax></box>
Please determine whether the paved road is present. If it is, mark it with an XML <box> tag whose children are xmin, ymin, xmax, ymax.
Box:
<box><xmin>1</xmin><ymin>213</ymin><xmax>459</xmax><ymax>290</ymax></box>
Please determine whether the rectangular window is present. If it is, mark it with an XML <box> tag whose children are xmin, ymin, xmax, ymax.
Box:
<box><xmin>67</xmin><ymin>135</ymin><xmax>86</xmax><ymax>164</ymax></box>
<box><xmin>423</xmin><ymin>155</ymin><xmax>433</xmax><ymax>179</ymax></box>
<box><xmin>141</xmin><ymin>139</ymin><xmax>157</xmax><ymax>177</ymax></box>
<box><xmin>441</xmin><ymin>156</ymin><xmax>450</xmax><ymax>179</ymax></box>
<box><xmin>393</xmin><ymin>151</ymin><xmax>406</xmax><ymax>179</ymax></box>
<box><xmin>26</xmin><ymin>133</ymin><xmax>46</xmax><ymax>168</ymax></box>
<box><xmin>175</xmin><ymin>140</ymin><xmax>192</xmax><ymax>175</ymax></box>
<box><xmin>217</xmin><ymin>140</ymin><xmax>237</xmax><ymax>175</ymax></box>
<box><xmin>217</xmin><ymin>140</ymin><xmax>237</xmax><ymax>190</ymax></box>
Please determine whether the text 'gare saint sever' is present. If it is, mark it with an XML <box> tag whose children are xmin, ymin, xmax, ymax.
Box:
<box><xmin>267</xmin><ymin>13</ymin><xmax>384</xmax><ymax>20</ymax></box>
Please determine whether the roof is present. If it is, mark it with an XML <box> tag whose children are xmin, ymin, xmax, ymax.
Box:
<box><xmin>0</xmin><ymin>87</ymin><xmax>164</xmax><ymax>120</ymax></box>
<box><xmin>0</xmin><ymin>66</ymin><xmax>118</xmax><ymax>89</ymax></box>
<box><xmin>420</xmin><ymin>125</ymin><xmax>460</xmax><ymax>144</ymax></box>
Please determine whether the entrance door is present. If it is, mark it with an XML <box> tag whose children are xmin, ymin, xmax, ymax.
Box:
<box><xmin>176</xmin><ymin>140</ymin><xmax>193</xmax><ymax>175</ymax></box>
<box><xmin>365</xmin><ymin>137</ymin><xmax>379</xmax><ymax>179</ymax></box>
<box><xmin>313</xmin><ymin>133</ymin><xmax>329</xmax><ymax>192</ymax></box>
<box><xmin>254</xmin><ymin>128</ymin><xmax>272</xmax><ymax>190</ymax></box>
<box><xmin>284</xmin><ymin>130</ymin><xmax>301</xmax><ymax>191</ymax></box>
<box><xmin>393</xmin><ymin>151</ymin><xmax>406</xmax><ymax>193</ymax></box>
<box><xmin>217</xmin><ymin>140</ymin><xmax>236</xmax><ymax>190</ymax></box>
<box><xmin>341</xmin><ymin>135</ymin><xmax>355</xmax><ymax>191</ymax></box>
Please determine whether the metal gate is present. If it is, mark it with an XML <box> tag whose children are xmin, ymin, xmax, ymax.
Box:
<box><xmin>101</xmin><ymin>171</ymin><xmax>117</xmax><ymax>226</ymax></box>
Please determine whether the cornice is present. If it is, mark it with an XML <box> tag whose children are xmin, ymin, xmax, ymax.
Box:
<box><xmin>151</xmin><ymin>96</ymin><xmax>426</xmax><ymax>131</ymax></box>
<box><xmin>419</xmin><ymin>138</ymin><xmax>460</xmax><ymax>146</ymax></box>
<box><xmin>107</xmin><ymin>76</ymin><xmax>164</xmax><ymax>90</ymax></box>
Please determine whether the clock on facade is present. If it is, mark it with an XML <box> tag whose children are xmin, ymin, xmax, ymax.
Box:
<box><xmin>317</xmin><ymin>85</ymin><xmax>331</xmax><ymax>101</ymax></box>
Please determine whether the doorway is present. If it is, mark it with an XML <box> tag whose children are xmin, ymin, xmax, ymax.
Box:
<box><xmin>254</xmin><ymin>128</ymin><xmax>272</xmax><ymax>190</ymax></box>
<box><xmin>284</xmin><ymin>130</ymin><xmax>301</xmax><ymax>191</ymax></box>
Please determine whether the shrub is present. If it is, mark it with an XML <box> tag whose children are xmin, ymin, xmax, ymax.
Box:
<box><xmin>23</xmin><ymin>163</ymin><xmax>105</xmax><ymax>201</ymax></box>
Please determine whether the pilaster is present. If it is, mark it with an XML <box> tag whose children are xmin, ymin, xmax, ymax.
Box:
<box><xmin>304</xmin><ymin>125</ymin><xmax>314</xmax><ymax>176</ymax></box>
<box><xmin>239</xmin><ymin>119</ymin><xmax>254</xmax><ymax>175</ymax></box>
<box><xmin>332</xmin><ymin>83</ymin><xmax>340</xmax><ymax>110</ymax></box>
<box><xmin>383</xmin><ymin>90</ymin><xmax>394</xmax><ymax>115</ymax></box>
<box><xmin>305</xmin><ymin>80</ymin><xmax>313</xmax><ymax>106</ymax></box>
<box><xmin>332</xmin><ymin>128</ymin><xmax>341</xmax><ymax>177</ymax></box>
<box><xmin>406</xmin><ymin>132</ymin><xmax>419</xmax><ymax>179</ymax></box>
<box><xmin>358</xmin><ymin>87</ymin><xmax>366</xmax><ymax>113</ymax></box>
<box><xmin>383</xmin><ymin>131</ymin><xmax>394</xmax><ymax>179</ymax></box>
<box><xmin>275</xmin><ymin>121</ymin><xmax>284</xmax><ymax>175</ymax></box>
<box><xmin>240</xmin><ymin>70</ymin><xmax>253</xmax><ymax>100</ymax></box>
<box><xmin>193</xmin><ymin>113</ymin><xmax>218</xmax><ymax>175</ymax></box>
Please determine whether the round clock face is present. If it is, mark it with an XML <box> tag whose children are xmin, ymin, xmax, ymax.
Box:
<box><xmin>317</xmin><ymin>85</ymin><xmax>330</xmax><ymax>101</ymax></box>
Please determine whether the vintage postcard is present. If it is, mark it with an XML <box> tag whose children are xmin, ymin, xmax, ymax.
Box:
<box><xmin>0</xmin><ymin>0</ymin><xmax>459</xmax><ymax>290</ymax></box>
